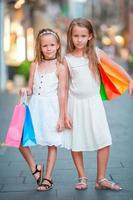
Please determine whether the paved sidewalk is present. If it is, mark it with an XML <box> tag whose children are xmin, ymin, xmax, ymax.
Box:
<box><xmin>0</xmin><ymin>91</ymin><xmax>133</xmax><ymax>200</ymax></box>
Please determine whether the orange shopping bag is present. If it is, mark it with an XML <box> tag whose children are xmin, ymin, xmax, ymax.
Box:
<box><xmin>99</xmin><ymin>58</ymin><xmax>129</xmax><ymax>100</ymax></box>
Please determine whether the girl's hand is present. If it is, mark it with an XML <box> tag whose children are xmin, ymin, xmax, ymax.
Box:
<box><xmin>19</xmin><ymin>87</ymin><xmax>32</xmax><ymax>96</ymax></box>
<box><xmin>129</xmin><ymin>79</ymin><xmax>133</xmax><ymax>97</ymax></box>
<box><xmin>19</xmin><ymin>87</ymin><xmax>27</xmax><ymax>97</ymax></box>
<box><xmin>56</xmin><ymin>118</ymin><xmax>65</xmax><ymax>132</ymax></box>
<box><xmin>64</xmin><ymin>113</ymin><xmax>72</xmax><ymax>129</ymax></box>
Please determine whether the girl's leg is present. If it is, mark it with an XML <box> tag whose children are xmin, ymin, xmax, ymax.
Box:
<box><xmin>96</xmin><ymin>146</ymin><xmax>121</xmax><ymax>190</ymax></box>
<box><xmin>45</xmin><ymin>146</ymin><xmax>57</xmax><ymax>179</ymax></box>
<box><xmin>96</xmin><ymin>146</ymin><xmax>110</xmax><ymax>181</ymax></box>
<box><xmin>19</xmin><ymin>146</ymin><xmax>43</xmax><ymax>184</ymax></box>
<box><xmin>37</xmin><ymin>146</ymin><xmax>57</xmax><ymax>191</ymax></box>
<box><xmin>71</xmin><ymin>151</ymin><xmax>86</xmax><ymax>178</ymax></box>
<box><xmin>19</xmin><ymin>146</ymin><xmax>36</xmax><ymax>172</ymax></box>
<box><xmin>71</xmin><ymin>151</ymin><xmax>88</xmax><ymax>190</ymax></box>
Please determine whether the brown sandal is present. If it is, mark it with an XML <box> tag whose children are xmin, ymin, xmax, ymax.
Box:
<box><xmin>37</xmin><ymin>178</ymin><xmax>53</xmax><ymax>191</ymax></box>
<box><xmin>95</xmin><ymin>178</ymin><xmax>122</xmax><ymax>191</ymax></box>
<box><xmin>32</xmin><ymin>164</ymin><xmax>44</xmax><ymax>186</ymax></box>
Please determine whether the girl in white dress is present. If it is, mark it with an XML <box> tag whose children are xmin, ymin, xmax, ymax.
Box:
<box><xmin>63</xmin><ymin>18</ymin><xmax>133</xmax><ymax>191</ymax></box>
<box><xmin>19</xmin><ymin>28</ymin><xmax>66</xmax><ymax>191</ymax></box>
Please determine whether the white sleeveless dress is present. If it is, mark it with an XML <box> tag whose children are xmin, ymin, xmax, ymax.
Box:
<box><xmin>62</xmin><ymin>54</ymin><xmax>112</xmax><ymax>151</ymax></box>
<box><xmin>29</xmin><ymin>64</ymin><xmax>64</xmax><ymax>147</ymax></box>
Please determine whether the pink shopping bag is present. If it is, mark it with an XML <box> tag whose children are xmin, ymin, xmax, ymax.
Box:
<box><xmin>5</xmin><ymin>103</ymin><xmax>25</xmax><ymax>148</ymax></box>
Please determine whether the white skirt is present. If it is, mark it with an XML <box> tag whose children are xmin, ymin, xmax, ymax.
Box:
<box><xmin>29</xmin><ymin>95</ymin><xmax>64</xmax><ymax>147</ymax></box>
<box><xmin>62</xmin><ymin>94</ymin><xmax>112</xmax><ymax>151</ymax></box>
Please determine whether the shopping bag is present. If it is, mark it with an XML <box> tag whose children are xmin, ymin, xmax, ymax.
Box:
<box><xmin>21</xmin><ymin>105</ymin><xmax>37</xmax><ymax>147</ymax></box>
<box><xmin>5</xmin><ymin>103</ymin><xmax>25</xmax><ymax>148</ymax></box>
<box><xmin>99</xmin><ymin>62</ymin><xmax>121</xmax><ymax>100</ymax></box>
<box><xmin>99</xmin><ymin>58</ymin><xmax>129</xmax><ymax>100</ymax></box>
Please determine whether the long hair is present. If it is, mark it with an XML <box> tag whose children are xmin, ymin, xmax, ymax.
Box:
<box><xmin>67</xmin><ymin>18</ymin><xmax>100</xmax><ymax>80</ymax></box>
<box><xmin>35</xmin><ymin>28</ymin><xmax>61</xmax><ymax>63</ymax></box>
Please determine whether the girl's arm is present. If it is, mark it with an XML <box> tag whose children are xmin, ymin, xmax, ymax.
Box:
<box><xmin>56</xmin><ymin>63</ymin><xmax>67</xmax><ymax>132</ymax></box>
<box><xmin>63</xmin><ymin>58</ymin><xmax>72</xmax><ymax>129</ymax></box>
<box><xmin>27</xmin><ymin>62</ymin><xmax>36</xmax><ymax>95</ymax></box>
<box><xmin>20</xmin><ymin>62</ymin><xmax>36</xmax><ymax>96</ymax></box>
<box><xmin>98</xmin><ymin>48</ymin><xmax>133</xmax><ymax>97</ymax></box>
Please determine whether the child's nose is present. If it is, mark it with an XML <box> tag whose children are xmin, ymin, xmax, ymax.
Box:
<box><xmin>78</xmin><ymin>37</ymin><xmax>82</xmax><ymax>42</ymax></box>
<box><xmin>47</xmin><ymin>46</ymin><xmax>51</xmax><ymax>51</ymax></box>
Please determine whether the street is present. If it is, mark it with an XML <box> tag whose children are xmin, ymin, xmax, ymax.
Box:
<box><xmin>0</xmin><ymin>91</ymin><xmax>133</xmax><ymax>200</ymax></box>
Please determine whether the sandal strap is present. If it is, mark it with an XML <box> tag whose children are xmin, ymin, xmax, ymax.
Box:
<box><xmin>75</xmin><ymin>177</ymin><xmax>88</xmax><ymax>190</ymax></box>
<box><xmin>98</xmin><ymin>178</ymin><xmax>122</xmax><ymax>189</ymax></box>
<box><xmin>78</xmin><ymin>177</ymin><xmax>88</xmax><ymax>180</ymax></box>
<box><xmin>98</xmin><ymin>178</ymin><xmax>108</xmax><ymax>184</ymax></box>
<box><xmin>77</xmin><ymin>177</ymin><xmax>88</xmax><ymax>185</ymax></box>
<box><xmin>96</xmin><ymin>178</ymin><xmax>122</xmax><ymax>191</ymax></box>
<box><xmin>37</xmin><ymin>182</ymin><xmax>53</xmax><ymax>191</ymax></box>
<box><xmin>32</xmin><ymin>164</ymin><xmax>44</xmax><ymax>186</ymax></box>
<box><xmin>32</xmin><ymin>165</ymin><xmax>41</xmax><ymax>175</ymax></box>
<box><xmin>42</xmin><ymin>178</ymin><xmax>53</xmax><ymax>185</ymax></box>
<box><xmin>41</xmin><ymin>184</ymin><xmax>51</xmax><ymax>188</ymax></box>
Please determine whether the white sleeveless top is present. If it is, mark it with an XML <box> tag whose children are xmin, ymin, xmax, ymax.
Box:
<box><xmin>61</xmin><ymin>54</ymin><xmax>112</xmax><ymax>151</ymax></box>
<box><xmin>32</xmin><ymin>64</ymin><xmax>59</xmax><ymax>97</ymax></box>
<box><xmin>29</xmin><ymin>64</ymin><xmax>64</xmax><ymax>147</ymax></box>
<box><xmin>65</xmin><ymin>54</ymin><xmax>100</xmax><ymax>99</ymax></box>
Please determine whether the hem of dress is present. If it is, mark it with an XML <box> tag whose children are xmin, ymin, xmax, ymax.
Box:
<box><xmin>62</xmin><ymin>142</ymin><xmax>112</xmax><ymax>152</ymax></box>
<box><xmin>36</xmin><ymin>143</ymin><xmax>66</xmax><ymax>147</ymax></box>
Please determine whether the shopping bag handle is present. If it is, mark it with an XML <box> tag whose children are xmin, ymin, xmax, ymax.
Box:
<box><xmin>20</xmin><ymin>91</ymin><xmax>28</xmax><ymax>105</ymax></box>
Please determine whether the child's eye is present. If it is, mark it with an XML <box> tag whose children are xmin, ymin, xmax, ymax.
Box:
<box><xmin>42</xmin><ymin>45</ymin><xmax>47</xmax><ymax>47</ymax></box>
<box><xmin>51</xmin><ymin>44</ymin><xmax>55</xmax><ymax>46</ymax></box>
<box><xmin>82</xmin><ymin>35</ymin><xmax>87</xmax><ymax>37</ymax></box>
<box><xmin>73</xmin><ymin>35</ymin><xmax>78</xmax><ymax>37</ymax></box>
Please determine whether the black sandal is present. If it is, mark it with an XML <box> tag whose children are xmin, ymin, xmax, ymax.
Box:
<box><xmin>32</xmin><ymin>164</ymin><xmax>44</xmax><ymax>186</ymax></box>
<box><xmin>37</xmin><ymin>178</ymin><xmax>53</xmax><ymax>191</ymax></box>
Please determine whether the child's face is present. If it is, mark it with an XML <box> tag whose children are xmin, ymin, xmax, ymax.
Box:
<box><xmin>72</xmin><ymin>25</ymin><xmax>92</xmax><ymax>50</ymax></box>
<box><xmin>40</xmin><ymin>34</ymin><xmax>59</xmax><ymax>59</ymax></box>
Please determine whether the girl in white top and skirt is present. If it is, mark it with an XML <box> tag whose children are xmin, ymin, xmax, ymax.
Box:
<box><xmin>20</xmin><ymin>28</ymin><xmax>66</xmax><ymax>191</ymax></box>
<box><xmin>63</xmin><ymin>18</ymin><xmax>133</xmax><ymax>191</ymax></box>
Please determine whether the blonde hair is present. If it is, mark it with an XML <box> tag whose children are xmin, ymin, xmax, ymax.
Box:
<box><xmin>35</xmin><ymin>28</ymin><xmax>61</xmax><ymax>63</ymax></box>
<box><xmin>67</xmin><ymin>18</ymin><xmax>100</xmax><ymax>80</ymax></box>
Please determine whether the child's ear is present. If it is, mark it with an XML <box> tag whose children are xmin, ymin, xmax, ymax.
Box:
<box><xmin>88</xmin><ymin>34</ymin><xmax>92</xmax><ymax>41</ymax></box>
<box><xmin>56</xmin><ymin>44</ymin><xmax>60</xmax><ymax>50</ymax></box>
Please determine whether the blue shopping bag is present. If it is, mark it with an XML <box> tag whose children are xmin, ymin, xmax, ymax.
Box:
<box><xmin>21</xmin><ymin>105</ymin><xmax>37</xmax><ymax>147</ymax></box>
